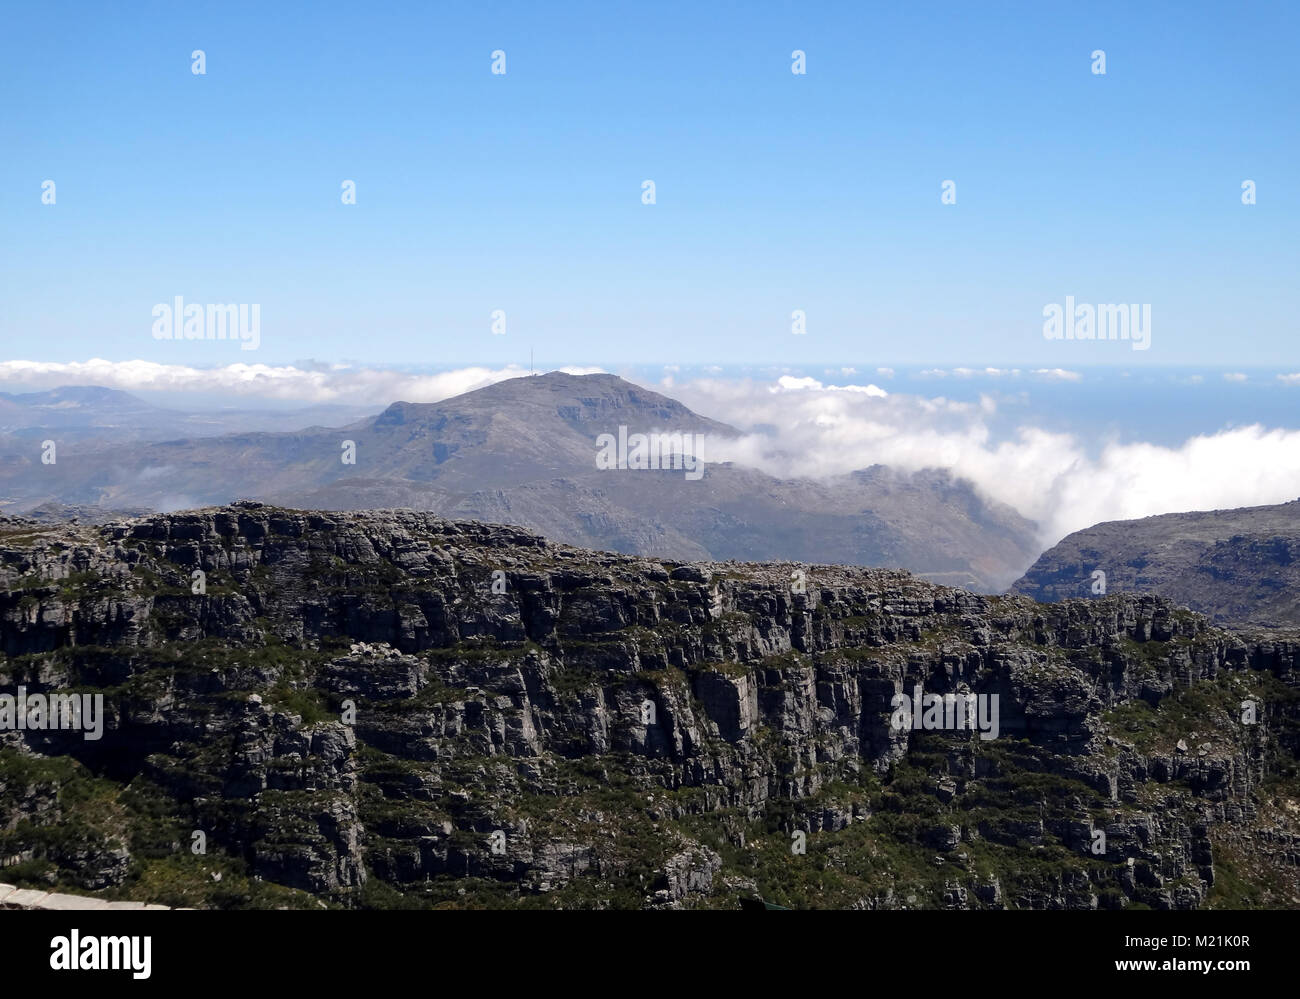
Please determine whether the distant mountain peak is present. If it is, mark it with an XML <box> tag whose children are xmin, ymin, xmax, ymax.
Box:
<box><xmin>372</xmin><ymin>372</ymin><xmax>738</xmax><ymax>437</ymax></box>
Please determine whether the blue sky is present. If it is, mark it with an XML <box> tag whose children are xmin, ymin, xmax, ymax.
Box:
<box><xmin>2</xmin><ymin>0</ymin><xmax>1296</xmax><ymax>368</ymax></box>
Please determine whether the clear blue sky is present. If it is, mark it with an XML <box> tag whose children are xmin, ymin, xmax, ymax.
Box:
<box><xmin>2</xmin><ymin>0</ymin><xmax>1296</xmax><ymax>368</ymax></box>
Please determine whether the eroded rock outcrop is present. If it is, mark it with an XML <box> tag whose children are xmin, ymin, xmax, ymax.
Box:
<box><xmin>1</xmin><ymin>503</ymin><xmax>1297</xmax><ymax>909</ymax></box>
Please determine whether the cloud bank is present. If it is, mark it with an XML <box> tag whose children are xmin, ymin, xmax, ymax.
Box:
<box><xmin>0</xmin><ymin>359</ymin><xmax>604</xmax><ymax>405</ymax></box>
<box><xmin>673</xmin><ymin>375</ymin><xmax>1300</xmax><ymax>547</ymax></box>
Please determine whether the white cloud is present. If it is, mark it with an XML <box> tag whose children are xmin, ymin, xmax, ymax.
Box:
<box><xmin>915</xmin><ymin>367</ymin><xmax>1043</xmax><ymax>380</ymax></box>
<box><xmin>1278</xmin><ymin>373</ymin><xmax>1300</xmax><ymax>385</ymax></box>
<box><xmin>670</xmin><ymin>376</ymin><xmax>1300</xmax><ymax>549</ymax></box>
<box><xmin>1030</xmin><ymin>368</ymin><xmax>1082</xmax><ymax>382</ymax></box>
<box><xmin>1223</xmin><ymin>372</ymin><xmax>1248</xmax><ymax>382</ymax></box>
<box><xmin>770</xmin><ymin>375</ymin><xmax>888</xmax><ymax>397</ymax></box>
<box><xmin>951</xmin><ymin>367</ymin><xmax>1020</xmax><ymax>378</ymax></box>
<box><xmin>0</xmin><ymin>359</ymin><xmax>604</xmax><ymax>405</ymax></box>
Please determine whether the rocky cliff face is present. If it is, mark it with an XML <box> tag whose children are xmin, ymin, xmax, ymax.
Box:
<box><xmin>1</xmin><ymin>503</ymin><xmax>1298</xmax><ymax>909</ymax></box>
<box><xmin>1011</xmin><ymin>500</ymin><xmax>1300</xmax><ymax>630</ymax></box>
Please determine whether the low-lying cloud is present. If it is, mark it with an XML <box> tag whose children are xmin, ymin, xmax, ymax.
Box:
<box><xmin>672</xmin><ymin>375</ymin><xmax>1300</xmax><ymax>547</ymax></box>
<box><xmin>0</xmin><ymin>359</ymin><xmax>604</xmax><ymax>405</ymax></box>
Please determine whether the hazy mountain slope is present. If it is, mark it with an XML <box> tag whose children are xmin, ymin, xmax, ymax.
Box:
<box><xmin>1</xmin><ymin>504</ymin><xmax>1296</xmax><ymax>909</ymax></box>
<box><xmin>0</xmin><ymin>385</ymin><xmax>376</xmax><ymax>443</ymax></box>
<box><xmin>0</xmin><ymin>386</ymin><xmax>164</xmax><ymax>439</ymax></box>
<box><xmin>1010</xmin><ymin>499</ymin><xmax>1300</xmax><ymax>629</ymax></box>
<box><xmin>0</xmin><ymin>373</ymin><xmax>1040</xmax><ymax>591</ymax></box>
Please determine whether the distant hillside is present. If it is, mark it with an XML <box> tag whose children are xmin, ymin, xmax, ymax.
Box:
<box><xmin>0</xmin><ymin>372</ymin><xmax>1040</xmax><ymax>591</ymax></box>
<box><xmin>1010</xmin><ymin>499</ymin><xmax>1300</xmax><ymax>629</ymax></box>
<box><xmin>0</xmin><ymin>384</ymin><xmax>377</xmax><ymax>443</ymax></box>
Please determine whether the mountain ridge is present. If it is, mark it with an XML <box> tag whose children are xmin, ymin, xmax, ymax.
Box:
<box><xmin>0</xmin><ymin>373</ymin><xmax>1040</xmax><ymax>591</ymax></box>
<box><xmin>1010</xmin><ymin>498</ymin><xmax>1300</xmax><ymax>629</ymax></box>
